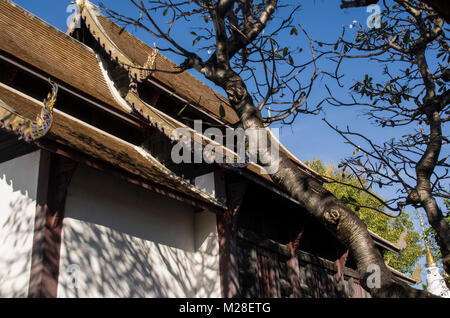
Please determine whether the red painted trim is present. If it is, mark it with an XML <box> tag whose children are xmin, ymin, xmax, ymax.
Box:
<box><xmin>256</xmin><ymin>249</ymin><xmax>274</xmax><ymax>298</ymax></box>
<box><xmin>286</xmin><ymin>217</ymin><xmax>307</xmax><ymax>298</ymax></box>
<box><xmin>256</xmin><ymin>250</ymin><xmax>265</xmax><ymax>297</ymax></box>
<box><xmin>287</xmin><ymin>242</ymin><xmax>301</xmax><ymax>297</ymax></box>
<box><xmin>217</xmin><ymin>212</ymin><xmax>239</xmax><ymax>298</ymax></box>
<box><xmin>335</xmin><ymin>249</ymin><xmax>349</xmax><ymax>294</ymax></box>
<box><xmin>28</xmin><ymin>150</ymin><xmax>77</xmax><ymax>298</ymax></box>
<box><xmin>217</xmin><ymin>180</ymin><xmax>247</xmax><ymax>298</ymax></box>
<box><xmin>28</xmin><ymin>150</ymin><xmax>51</xmax><ymax>297</ymax></box>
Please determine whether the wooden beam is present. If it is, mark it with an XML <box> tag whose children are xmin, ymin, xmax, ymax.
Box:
<box><xmin>335</xmin><ymin>250</ymin><xmax>349</xmax><ymax>296</ymax></box>
<box><xmin>28</xmin><ymin>150</ymin><xmax>77</xmax><ymax>298</ymax></box>
<box><xmin>287</xmin><ymin>243</ymin><xmax>301</xmax><ymax>297</ymax></box>
<box><xmin>217</xmin><ymin>179</ymin><xmax>247</xmax><ymax>298</ymax></box>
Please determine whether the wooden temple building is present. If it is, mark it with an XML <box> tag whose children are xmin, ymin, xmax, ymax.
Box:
<box><xmin>0</xmin><ymin>0</ymin><xmax>417</xmax><ymax>298</ymax></box>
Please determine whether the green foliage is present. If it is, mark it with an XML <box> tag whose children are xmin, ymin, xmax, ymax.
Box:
<box><xmin>306</xmin><ymin>158</ymin><xmax>424</xmax><ymax>275</ymax></box>
<box><xmin>384</xmin><ymin>218</ymin><xmax>423</xmax><ymax>275</ymax></box>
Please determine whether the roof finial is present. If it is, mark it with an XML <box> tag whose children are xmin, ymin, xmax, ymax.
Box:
<box><xmin>76</xmin><ymin>0</ymin><xmax>86</xmax><ymax>11</ymax></box>
<box><xmin>418</xmin><ymin>211</ymin><xmax>437</xmax><ymax>267</ymax></box>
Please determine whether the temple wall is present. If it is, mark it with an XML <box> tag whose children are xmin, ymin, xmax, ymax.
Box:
<box><xmin>58</xmin><ymin>165</ymin><xmax>220</xmax><ymax>297</ymax></box>
<box><xmin>0</xmin><ymin>150</ymin><xmax>40</xmax><ymax>297</ymax></box>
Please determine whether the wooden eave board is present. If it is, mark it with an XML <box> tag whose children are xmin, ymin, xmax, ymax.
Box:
<box><xmin>0</xmin><ymin>82</ymin><xmax>224</xmax><ymax>209</ymax></box>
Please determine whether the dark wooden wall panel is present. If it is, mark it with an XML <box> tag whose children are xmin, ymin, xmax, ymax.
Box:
<box><xmin>237</xmin><ymin>228</ymin><xmax>372</xmax><ymax>298</ymax></box>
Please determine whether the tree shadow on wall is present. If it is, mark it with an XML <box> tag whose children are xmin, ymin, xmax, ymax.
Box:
<box><xmin>58</xmin><ymin>211</ymin><xmax>220</xmax><ymax>298</ymax></box>
<box><xmin>0</xmin><ymin>165</ymin><xmax>38</xmax><ymax>297</ymax></box>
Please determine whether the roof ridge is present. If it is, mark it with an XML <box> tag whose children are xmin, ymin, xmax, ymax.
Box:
<box><xmin>386</xmin><ymin>264</ymin><xmax>418</xmax><ymax>284</ymax></box>
<box><xmin>368</xmin><ymin>229</ymin><xmax>401</xmax><ymax>252</ymax></box>
<box><xmin>83</xmin><ymin>1</ymin><xmax>131</xmax><ymax>62</ymax></box>
<box><xmin>83</xmin><ymin>0</ymin><xmax>230</xmax><ymax>104</ymax></box>
<box><xmin>81</xmin><ymin>0</ymin><xmax>324</xmax><ymax>183</ymax></box>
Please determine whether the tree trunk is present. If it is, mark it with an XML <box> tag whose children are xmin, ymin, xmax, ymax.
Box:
<box><xmin>414</xmin><ymin>109</ymin><xmax>450</xmax><ymax>278</ymax></box>
<box><xmin>413</xmin><ymin>48</ymin><xmax>450</xmax><ymax>277</ymax></box>
<box><xmin>215</xmin><ymin>67</ymin><xmax>434</xmax><ymax>297</ymax></box>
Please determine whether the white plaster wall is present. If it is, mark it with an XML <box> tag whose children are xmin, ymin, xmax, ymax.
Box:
<box><xmin>58</xmin><ymin>165</ymin><xmax>220</xmax><ymax>298</ymax></box>
<box><xmin>0</xmin><ymin>150</ymin><xmax>40</xmax><ymax>297</ymax></box>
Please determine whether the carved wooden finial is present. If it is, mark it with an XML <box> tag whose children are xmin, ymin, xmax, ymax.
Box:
<box><xmin>0</xmin><ymin>79</ymin><xmax>58</xmax><ymax>141</ymax></box>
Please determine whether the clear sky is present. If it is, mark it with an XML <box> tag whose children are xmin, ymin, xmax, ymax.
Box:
<box><xmin>10</xmin><ymin>0</ymin><xmax>448</xmax><ymax>287</ymax></box>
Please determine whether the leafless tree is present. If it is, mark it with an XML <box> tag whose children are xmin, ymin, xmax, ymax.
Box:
<box><xmin>320</xmin><ymin>0</ymin><xmax>449</xmax><ymax>284</ymax></box>
<box><xmin>102</xmin><ymin>0</ymin><xmax>436</xmax><ymax>297</ymax></box>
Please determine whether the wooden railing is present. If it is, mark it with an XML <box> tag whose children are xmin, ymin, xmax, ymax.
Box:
<box><xmin>236</xmin><ymin>228</ymin><xmax>371</xmax><ymax>298</ymax></box>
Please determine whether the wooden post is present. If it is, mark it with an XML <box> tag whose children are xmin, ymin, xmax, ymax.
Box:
<box><xmin>217</xmin><ymin>179</ymin><xmax>247</xmax><ymax>298</ymax></box>
<box><xmin>335</xmin><ymin>249</ymin><xmax>349</xmax><ymax>296</ymax></box>
<box><xmin>287</xmin><ymin>242</ymin><xmax>302</xmax><ymax>297</ymax></box>
<box><xmin>147</xmin><ymin>86</ymin><xmax>161</xmax><ymax>107</ymax></box>
<box><xmin>28</xmin><ymin>150</ymin><xmax>77</xmax><ymax>298</ymax></box>
<box><xmin>287</xmin><ymin>219</ymin><xmax>307</xmax><ymax>298</ymax></box>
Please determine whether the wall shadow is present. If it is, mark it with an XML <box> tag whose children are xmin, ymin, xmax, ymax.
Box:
<box><xmin>58</xmin><ymin>165</ymin><xmax>221</xmax><ymax>298</ymax></box>
<box><xmin>0</xmin><ymin>151</ymin><xmax>40</xmax><ymax>297</ymax></box>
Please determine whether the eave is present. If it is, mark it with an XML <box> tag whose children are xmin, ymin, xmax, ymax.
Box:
<box><xmin>0</xmin><ymin>82</ymin><xmax>226</xmax><ymax>211</ymax></box>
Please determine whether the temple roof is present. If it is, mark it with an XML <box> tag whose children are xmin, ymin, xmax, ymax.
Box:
<box><xmin>0</xmin><ymin>0</ymin><xmax>278</xmax><ymax>206</ymax></box>
<box><xmin>0</xmin><ymin>0</ymin><xmax>123</xmax><ymax>112</ymax></box>
<box><xmin>387</xmin><ymin>265</ymin><xmax>419</xmax><ymax>285</ymax></box>
<box><xmin>0</xmin><ymin>0</ymin><xmax>325</xmax><ymax>184</ymax></box>
<box><xmin>0</xmin><ymin>81</ymin><xmax>225</xmax><ymax>209</ymax></box>
<box><xmin>0</xmin><ymin>0</ymin><xmax>416</xmax><ymax>285</ymax></box>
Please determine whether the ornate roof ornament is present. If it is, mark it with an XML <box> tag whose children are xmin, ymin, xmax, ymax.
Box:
<box><xmin>425</xmin><ymin>240</ymin><xmax>438</xmax><ymax>267</ymax></box>
<box><xmin>0</xmin><ymin>79</ymin><xmax>58</xmax><ymax>141</ymax></box>
<box><xmin>80</xmin><ymin>1</ymin><xmax>158</xmax><ymax>84</ymax></box>
<box><xmin>138</xmin><ymin>44</ymin><xmax>159</xmax><ymax>81</ymax></box>
<box><xmin>419</xmin><ymin>211</ymin><xmax>450</xmax><ymax>297</ymax></box>
<box><xmin>76</xmin><ymin>0</ymin><xmax>86</xmax><ymax>11</ymax></box>
<box><xmin>419</xmin><ymin>212</ymin><xmax>438</xmax><ymax>267</ymax></box>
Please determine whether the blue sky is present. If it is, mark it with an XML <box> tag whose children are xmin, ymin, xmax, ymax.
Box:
<box><xmin>11</xmin><ymin>0</ymin><xmax>448</xmax><ymax>286</ymax></box>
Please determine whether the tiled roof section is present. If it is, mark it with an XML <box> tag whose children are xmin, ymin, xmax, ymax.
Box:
<box><xmin>0</xmin><ymin>82</ymin><xmax>226</xmax><ymax>209</ymax></box>
<box><xmin>0</xmin><ymin>0</ymin><xmax>122</xmax><ymax>111</ymax></box>
<box><xmin>387</xmin><ymin>265</ymin><xmax>419</xmax><ymax>285</ymax></box>
<box><xmin>95</xmin><ymin>14</ymin><xmax>240</xmax><ymax>124</ymax></box>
